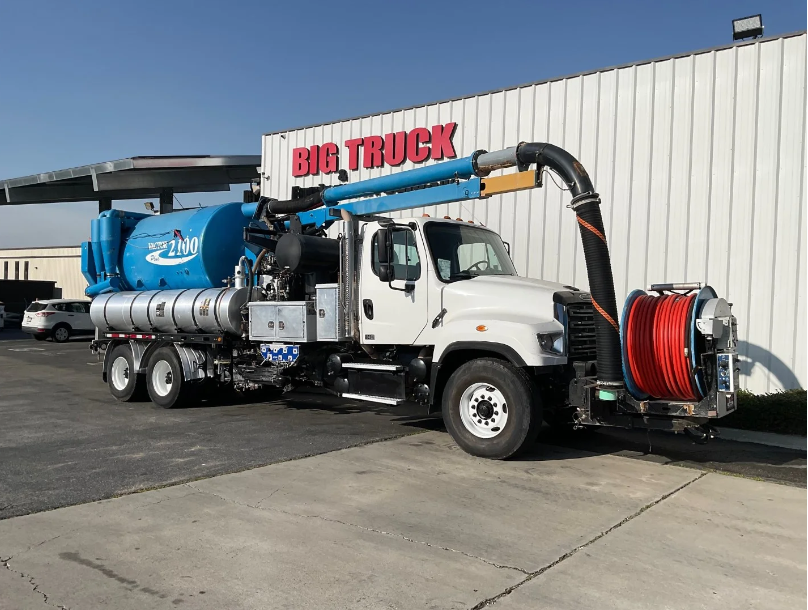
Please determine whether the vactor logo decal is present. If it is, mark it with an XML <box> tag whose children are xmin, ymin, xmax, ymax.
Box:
<box><xmin>145</xmin><ymin>237</ymin><xmax>199</xmax><ymax>266</ymax></box>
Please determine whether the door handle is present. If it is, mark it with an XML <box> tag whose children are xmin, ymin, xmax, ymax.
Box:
<box><xmin>363</xmin><ymin>299</ymin><xmax>374</xmax><ymax>320</ymax></box>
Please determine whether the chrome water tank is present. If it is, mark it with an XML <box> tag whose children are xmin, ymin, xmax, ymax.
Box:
<box><xmin>91</xmin><ymin>287</ymin><xmax>248</xmax><ymax>335</ymax></box>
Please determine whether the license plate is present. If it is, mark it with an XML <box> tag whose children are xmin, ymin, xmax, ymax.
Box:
<box><xmin>260</xmin><ymin>344</ymin><xmax>299</xmax><ymax>363</ymax></box>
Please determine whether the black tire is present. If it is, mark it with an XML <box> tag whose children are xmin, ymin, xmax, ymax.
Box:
<box><xmin>51</xmin><ymin>323</ymin><xmax>71</xmax><ymax>343</ymax></box>
<box><xmin>107</xmin><ymin>344</ymin><xmax>145</xmax><ymax>402</ymax></box>
<box><xmin>442</xmin><ymin>358</ymin><xmax>541</xmax><ymax>459</ymax></box>
<box><xmin>146</xmin><ymin>346</ymin><xmax>191</xmax><ymax>409</ymax></box>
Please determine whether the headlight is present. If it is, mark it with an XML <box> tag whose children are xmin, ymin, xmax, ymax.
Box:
<box><xmin>538</xmin><ymin>332</ymin><xmax>564</xmax><ymax>355</ymax></box>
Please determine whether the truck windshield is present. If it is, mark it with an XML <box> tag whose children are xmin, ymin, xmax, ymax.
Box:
<box><xmin>424</xmin><ymin>222</ymin><xmax>517</xmax><ymax>282</ymax></box>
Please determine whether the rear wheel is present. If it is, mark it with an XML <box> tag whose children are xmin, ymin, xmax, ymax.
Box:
<box><xmin>107</xmin><ymin>344</ymin><xmax>145</xmax><ymax>402</ymax></box>
<box><xmin>146</xmin><ymin>347</ymin><xmax>191</xmax><ymax>409</ymax></box>
<box><xmin>442</xmin><ymin>358</ymin><xmax>541</xmax><ymax>459</ymax></box>
<box><xmin>52</xmin><ymin>324</ymin><xmax>70</xmax><ymax>343</ymax></box>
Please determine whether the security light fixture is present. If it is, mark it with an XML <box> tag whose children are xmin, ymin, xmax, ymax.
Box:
<box><xmin>732</xmin><ymin>14</ymin><xmax>763</xmax><ymax>41</ymax></box>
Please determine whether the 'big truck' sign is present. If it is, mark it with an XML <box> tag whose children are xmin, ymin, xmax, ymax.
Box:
<box><xmin>291</xmin><ymin>123</ymin><xmax>458</xmax><ymax>177</ymax></box>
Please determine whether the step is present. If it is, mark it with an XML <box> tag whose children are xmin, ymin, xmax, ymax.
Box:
<box><xmin>341</xmin><ymin>362</ymin><xmax>404</xmax><ymax>372</ymax></box>
<box><xmin>340</xmin><ymin>393</ymin><xmax>405</xmax><ymax>406</ymax></box>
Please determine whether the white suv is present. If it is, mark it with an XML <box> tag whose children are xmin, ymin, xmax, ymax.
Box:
<box><xmin>22</xmin><ymin>299</ymin><xmax>94</xmax><ymax>343</ymax></box>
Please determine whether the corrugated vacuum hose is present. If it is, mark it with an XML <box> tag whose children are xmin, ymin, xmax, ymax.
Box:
<box><xmin>515</xmin><ymin>143</ymin><xmax>624</xmax><ymax>389</ymax></box>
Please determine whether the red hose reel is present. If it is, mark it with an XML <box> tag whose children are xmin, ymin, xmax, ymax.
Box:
<box><xmin>621</xmin><ymin>291</ymin><xmax>702</xmax><ymax>401</ymax></box>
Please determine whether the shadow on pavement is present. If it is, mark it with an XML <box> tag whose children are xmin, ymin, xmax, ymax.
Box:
<box><xmin>161</xmin><ymin>387</ymin><xmax>444</xmax><ymax>433</ymax></box>
<box><xmin>527</xmin><ymin>425</ymin><xmax>806</xmax><ymax>487</ymax></box>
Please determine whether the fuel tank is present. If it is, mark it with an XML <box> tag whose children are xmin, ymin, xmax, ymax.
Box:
<box><xmin>119</xmin><ymin>203</ymin><xmax>250</xmax><ymax>291</ymax></box>
<box><xmin>90</xmin><ymin>287</ymin><xmax>248</xmax><ymax>335</ymax></box>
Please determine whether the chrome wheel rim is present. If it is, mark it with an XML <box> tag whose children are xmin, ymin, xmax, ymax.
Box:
<box><xmin>110</xmin><ymin>356</ymin><xmax>130</xmax><ymax>391</ymax></box>
<box><xmin>459</xmin><ymin>382</ymin><xmax>508</xmax><ymax>438</ymax></box>
<box><xmin>53</xmin><ymin>327</ymin><xmax>69</xmax><ymax>342</ymax></box>
<box><xmin>151</xmin><ymin>360</ymin><xmax>173</xmax><ymax>397</ymax></box>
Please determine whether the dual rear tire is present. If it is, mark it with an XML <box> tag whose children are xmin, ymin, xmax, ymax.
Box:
<box><xmin>107</xmin><ymin>344</ymin><xmax>191</xmax><ymax>408</ymax></box>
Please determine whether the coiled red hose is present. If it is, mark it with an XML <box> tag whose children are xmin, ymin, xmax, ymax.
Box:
<box><xmin>625</xmin><ymin>293</ymin><xmax>699</xmax><ymax>400</ymax></box>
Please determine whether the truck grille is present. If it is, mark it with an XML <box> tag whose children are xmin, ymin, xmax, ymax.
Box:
<box><xmin>566</xmin><ymin>302</ymin><xmax>598</xmax><ymax>360</ymax></box>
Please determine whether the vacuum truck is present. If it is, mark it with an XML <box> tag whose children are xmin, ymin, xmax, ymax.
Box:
<box><xmin>84</xmin><ymin>142</ymin><xmax>739</xmax><ymax>459</ymax></box>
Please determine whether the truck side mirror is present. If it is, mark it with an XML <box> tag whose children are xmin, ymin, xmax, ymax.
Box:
<box><xmin>377</xmin><ymin>228</ymin><xmax>393</xmax><ymax>282</ymax></box>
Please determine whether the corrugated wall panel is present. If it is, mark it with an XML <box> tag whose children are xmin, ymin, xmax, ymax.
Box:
<box><xmin>665</xmin><ymin>56</ymin><xmax>692</xmax><ymax>285</ymax></box>
<box><xmin>795</xmin><ymin>145</ymin><xmax>807</xmax><ymax>393</ymax></box>
<box><xmin>774</xmin><ymin>35</ymin><xmax>807</xmax><ymax>392</ymax></box>
<box><xmin>686</xmin><ymin>51</ymin><xmax>715</xmax><ymax>283</ymax></box>
<box><xmin>728</xmin><ymin>43</ymin><xmax>760</xmax><ymax>391</ymax></box>
<box><xmin>262</xmin><ymin>34</ymin><xmax>807</xmax><ymax>393</ymax></box>
<box><xmin>747</xmin><ymin>39</ymin><xmax>784</xmax><ymax>392</ymax></box>
<box><xmin>558</xmin><ymin>77</ymin><xmax>582</xmax><ymax>287</ymax></box>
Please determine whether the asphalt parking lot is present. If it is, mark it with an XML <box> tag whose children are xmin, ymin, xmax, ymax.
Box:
<box><xmin>0</xmin><ymin>333</ymin><xmax>804</xmax><ymax>523</ymax></box>
<box><xmin>0</xmin><ymin>334</ymin><xmax>438</xmax><ymax>519</ymax></box>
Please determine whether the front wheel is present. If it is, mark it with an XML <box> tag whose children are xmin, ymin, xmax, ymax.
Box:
<box><xmin>442</xmin><ymin>358</ymin><xmax>541</xmax><ymax>459</ymax></box>
<box><xmin>146</xmin><ymin>347</ymin><xmax>191</xmax><ymax>409</ymax></box>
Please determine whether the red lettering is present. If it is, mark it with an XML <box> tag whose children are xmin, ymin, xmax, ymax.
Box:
<box><xmin>363</xmin><ymin>135</ymin><xmax>384</xmax><ymax>169</ymax></box>
<box><xmin>320</xmin><ymin>142</ymin><xmax>339</xmax><ymax>173</ymax></box>
<box><xmin>384</xmin><ymin>131</ymin><xmax>406</xmax><ymax>166</ymax></box>
<box><xmin>407</xmin><ymin>127</ymin><xmax>431</xmax><ymax>163</ymax></box>
<box><xmin>431</xmin><ymin>122</ymin><xmax>457</xmax><ymax>160</ymax></box>
<box><xmin>345</xmin><ymin>138</ymin><xmax>364</xmax><ymax>171</ymax></box>
<box><xmin>309</xmin><ymin>144</ymin><xmax>319</xmax><ymax>175</ymax></box>
<box><xmin>292</xmin><ymin>147</ymin><xmax>309</xmax><ymax>177</ymax></box>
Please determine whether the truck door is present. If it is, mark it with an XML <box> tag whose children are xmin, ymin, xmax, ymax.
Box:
<box><xmin>359</xmin><ymin>223</ymin><xmax>428</xmax><ymax>345</ymax></box>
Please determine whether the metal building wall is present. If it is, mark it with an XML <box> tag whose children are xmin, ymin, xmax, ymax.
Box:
<box><xmin>0</xmin><ymin>247</ymin><xmax>86</xmax><ymax>299</ymax></box>
<box><xmin>262</xmin><ymin>33</ymin><xmax>807</xmax><ymax>394</ymax></box>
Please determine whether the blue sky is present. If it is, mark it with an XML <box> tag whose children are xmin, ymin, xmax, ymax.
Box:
<box><xmin>0</xmin><ymin>0</ymin><xmax>804</xmax><ymax>247</ymax></box>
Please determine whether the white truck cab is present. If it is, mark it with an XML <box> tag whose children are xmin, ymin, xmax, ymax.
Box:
<box><xmin>358</xmin><ymin>217</ymin><xmax>569</xmax><ymax>367</ymax></box>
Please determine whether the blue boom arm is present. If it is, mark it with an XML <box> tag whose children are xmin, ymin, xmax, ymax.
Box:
<box><xmin>289</xmin><ymin>149</ymin><xmax>535</xmax><ymax>228</ymax></box>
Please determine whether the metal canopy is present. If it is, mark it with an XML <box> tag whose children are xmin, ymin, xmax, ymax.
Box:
<box><xmin>0</xmin><ymin>155</ymin><xmax>261</xmax><ymax>212</ymax></box>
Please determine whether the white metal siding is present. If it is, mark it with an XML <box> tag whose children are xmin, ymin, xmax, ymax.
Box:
<box><xmin>262</xmin><ymin>34</ymin><xmax>807</xmax><ymax>394</ymax></box>
<box><xmin>0</xmin><ymin>247</ymin><xmax>85</xmax><ymax>299</ymax></box>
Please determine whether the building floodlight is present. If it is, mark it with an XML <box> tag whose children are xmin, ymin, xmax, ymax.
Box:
<box><xmin>732</xmin><ymin>14</ymin><xmax>764</xmax><ymax>41</ymax></box>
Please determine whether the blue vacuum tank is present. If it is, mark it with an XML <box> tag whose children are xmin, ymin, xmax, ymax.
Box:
<box><xmin>116</xmin><ymin>202</ymin><xmax>251</xmax><ymax>291</ymax></box>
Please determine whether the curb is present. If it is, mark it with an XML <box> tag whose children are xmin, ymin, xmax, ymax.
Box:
<box><xmin>716</xmin><ymin>427</ymin><xmax>807</xmax><ymax>452</ymax></box>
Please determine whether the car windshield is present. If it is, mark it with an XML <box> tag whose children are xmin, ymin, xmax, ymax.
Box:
<box><xmin>424</xmin><ymin>222</ymin><xmax>517</xmax><ymax>282</ymax></box>
<box><xmin>25</xmin><ymin>303</ymin><xmax>47</xmax><ymax>313</ymax></box>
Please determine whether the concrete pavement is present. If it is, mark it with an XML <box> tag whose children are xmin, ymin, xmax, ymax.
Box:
<box><xmin>2</xmin><ymin>431</ymin><xmax>804</xmax><ymax>609</ymax></box>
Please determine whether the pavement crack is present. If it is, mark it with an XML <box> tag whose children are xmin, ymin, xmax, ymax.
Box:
<box><xmin>185</xmin><ymin>484</ymin><xmax>529</xmax><ymax>575</ymax></box>
<box><xmin>256</xmin><ymin>487</ymin><xmax>283</xmax><ymax>508</ymax></box>
<box><xmin>2</xmin><ymin>527</ymin><xmax>85</xmax><ymax>562</ymax></box>
<box><xmin>2</xmin><ymin>558</ymin><xmax>69</xmax><ymax>609</ymax></box>
<box><xmin>468</xmin><ymin>472</ymin><xmax>708</xmax><ymax>609</ymax></box>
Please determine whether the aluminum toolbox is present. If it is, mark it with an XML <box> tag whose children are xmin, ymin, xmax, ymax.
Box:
<box><xmin>248</xmin><ymin>301</ymin><xmax>317</xmax><ymax>342</ymax></box>
<box><xmin>315</xmin><ymin>284</ymin><xmax>339</xmax><ymax>341</ymax></box>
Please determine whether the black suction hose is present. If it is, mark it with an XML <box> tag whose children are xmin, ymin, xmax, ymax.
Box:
<box><xmin>516</xmin><ymin>143</ymin><xmax>623</xmax><ymax>387</ymax></box>
<box><xmin>267</xmin><ymin>190</ymin><xmax>324</xmax><ymax>214</ymax></box>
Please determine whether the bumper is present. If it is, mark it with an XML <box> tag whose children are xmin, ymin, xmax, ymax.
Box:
<box><xmin>21</xmin><ymin>326</ymin><xmax>49</xmax><ymax>335</ymax></box>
